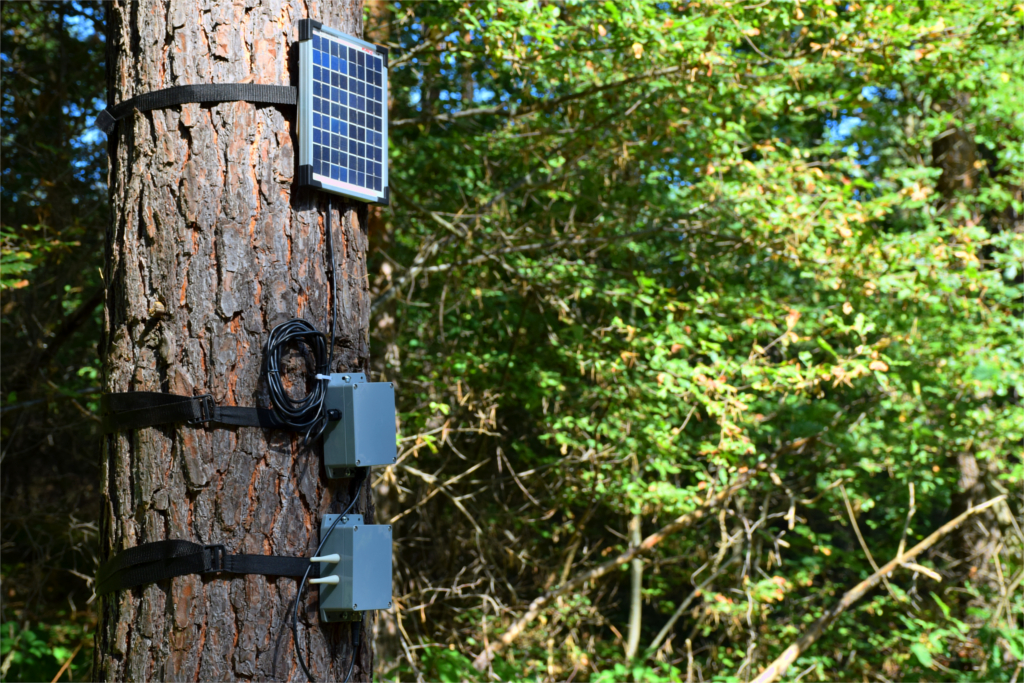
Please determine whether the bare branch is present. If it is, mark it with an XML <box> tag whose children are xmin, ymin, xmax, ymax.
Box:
<box><xmin>390</xmin><ymin>66</ymin><xmax>682</xmax><ymax>129</ymax></box>
<box><xmin>390</xmin><ymin>460</ymin><xmax>489</xmax><ymax>524</ymax></box>
<box><xmin>841</xmin><ymin>484</ymin><xmax>900</xmax><ymax>603</ymax></box>
<box><xmin>644</xmin><ymin>555</ymin><xmax>741</xmax><ymax>659</ymax></box>
<box><xmin>750</xmin><ymin>495</ymin><xmax>1008</xmax><ymax>683</ymax></box>
<box><xmin>418</xmin><ymin>225</ymin><xmax>694</xmax><ymax>275</ymax></box>
<box><xmin>370</xmin><ymin>234</ymin><xmax>455</xmax><ymax>315</ymax></box>
<box><xmin>5</xmin><ymin>287</ymin><xmax>103</xmax><ymax>391</ymax></box>
<box><xmin>896</xmin><ymin>482</ymin><xmax>917</xmax><ymax>559</ymax></box>
<box><xmin>388</xmin><ymin>38</ymin><xmax>441</xmax><ymax>70</ymax></box>
<box><xmin>0</xmin><ymin>386</ymin><xmax>102</xmax><ymax>415</ymax></box>
<box><xmin>471</xmin><ymin>460</ymin><xmax>769</xmax><ymax>671</ymax></box>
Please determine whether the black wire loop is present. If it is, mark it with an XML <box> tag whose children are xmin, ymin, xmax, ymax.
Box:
<box><xmin>263</xmin><ymin>318</ymin><xmax>330</xmax><ymax>442</ymax></box>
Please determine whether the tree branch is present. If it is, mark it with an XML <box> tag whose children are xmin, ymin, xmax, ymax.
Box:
<box><xmin>841</xmin><ymin>484</ymin><xmax>900</xmax><ymax>602</ymax></box>
<box><xmin>388</xmin><ymin>37</ymin><xmax>442</xmax><ymax>70</ymax></box>
<box><xmin>390</xmin><ymin>66</ymin><xmax>681</xmax><ymax>128</ymax></box>
<box><xmin>750</xmin><ymin>495</ymin><xmax>1008</xmax><ymax>683</ymax></box>
<box><xmin>417</xmin><ymin>225</ymin><xmax>694</xmax><ymax>276</ymax></box>
<box><xmin>5</xmin><ymin>287</ymin><xmax>103</xmax><ymax>391</ymax></box>
<box><xmin>0</xmin><ymin>386</ymin><xmax>102</xmax><ymax>414</ymax></box>
<box><xmin>644</xmin><ymin>554</ymin><xmax>741</xmax><ymax>660</ymax></box>
<box><xmin>471</xmin><ymin>459</ymin><xmax>770</xmax><ymax>671</ymax></box>
<box><xmin>370</xmin><ymin>234</ymin><xmax>455</xmax><ymax>315</ymax></box>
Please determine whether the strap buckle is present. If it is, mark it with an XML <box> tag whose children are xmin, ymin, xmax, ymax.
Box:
<box><xmin>204</xmin><ymin>544</ymin><xmax>227</xmax><ymax>573</ymax></box>
<box><xmin>188</xmin><ymin>394</ymin><xmax>215</xmax><ymax>425</ymax></box>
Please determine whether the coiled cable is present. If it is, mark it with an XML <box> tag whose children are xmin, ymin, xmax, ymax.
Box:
<box><xmin>263</xmin><ymin>318</ymin><xmax>328</xmax><ymax>440</ymax></box>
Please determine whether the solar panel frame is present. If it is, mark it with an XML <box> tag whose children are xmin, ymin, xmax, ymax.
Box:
<box><xmin>297</xmin><ymin>20</ymin><xmax>389</xmax><ymax>204</ymax></box>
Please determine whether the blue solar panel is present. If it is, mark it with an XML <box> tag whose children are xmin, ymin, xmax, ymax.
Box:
<box><xmin>299</xmin><ymin>23</ymin><xmax>388</xmax><ymax>203</ymax></box>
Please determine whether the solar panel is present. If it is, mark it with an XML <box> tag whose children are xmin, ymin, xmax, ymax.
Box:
<box><xmin>298</xmin><ymin>21</ymin><xmax>389</xmax><ymax>204</ymax></box>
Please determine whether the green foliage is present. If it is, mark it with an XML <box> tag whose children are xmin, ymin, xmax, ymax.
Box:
<box><xmin>1</xmin><ymin>4</ymin><xmax>105</xmax><ymax>681</ymax></box>
<box><xmin>0</xmin><ymin>225</ymin><xmax>84</xmax><ymax>291</ymax></box>
<box><xmin>1</xmin><ymin>1</ymin><xmax>1021</xmax><ymax>682</ymax></box>
<box><xmin>0</xmin><ymin>615</ymin><xmax>93</xmax><ymax>682</ymax></box>
<box><xmin>592</xmin><ymin>662</ymin><xmax>685</xmax><ymax>683</ymax></box>
<box><xmin>370</xmin><ymin>0</ymin><xmax>1023</xmax><ymax>679</ymax></box>
<box><xmin>420</xmin><ymin>646</ymin><xmax>480</xmax><ymax>681</ymax></box>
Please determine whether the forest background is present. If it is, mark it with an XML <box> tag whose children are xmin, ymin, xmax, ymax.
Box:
<box><xmin>1</xmin><ymin>1</ymin><xmax>1021</xmax><ymax>681</ymax></box>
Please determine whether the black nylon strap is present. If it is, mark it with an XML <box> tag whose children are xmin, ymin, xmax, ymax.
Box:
<box><xmin>97</xmin><ymin>83</ymin><xmax>297</xmax><ymax>134</ymax></box>
<box><xmin>101</xmin><ymin>391</ymin><xmax>286</xmax><ymax>433</ymax></box>
<box><xmin>95</xmin><ymin>539</ymin><xmax>203</xmax><ymax>585</ymax></box>
<box><xmin>96</xmin><ymin>540</ymin><xmax>317</xmax><ymax>595</ymax></box>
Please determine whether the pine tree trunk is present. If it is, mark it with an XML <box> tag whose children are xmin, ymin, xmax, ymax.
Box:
<box><xmin>95</xmin><ymin>1</ymin><xmax>375</xmax><ymax>680</ymax></box>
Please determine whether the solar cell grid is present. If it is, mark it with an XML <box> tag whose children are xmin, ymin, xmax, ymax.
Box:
<box><xmin>303</xmin><ymin>27</ymin><xmax>387</xmax><ymax>199</ymax></box>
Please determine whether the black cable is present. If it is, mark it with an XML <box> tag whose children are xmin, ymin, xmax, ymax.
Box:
<box><xmin>342</xmin><ymin>621</ymin><xmax>361</xmax><ymax>683</ymax></box>
<box><xmin>324</xmin><ymin>200</ymin><xmax>338</xmax><ymax>376</ymax></box>
<box><xmin>292</xmin><ymin>470</ymin><xmax>366</xmax><ymax>682</ymax></box>
<box><xmin>279</xmin><ymin>201</ymin><xmax>362</xmax><ymax>681</ymax></box>
<box><xmin>263</xmin><ymin>319</ymin><xmax>328</xmax><ymax>442</ymax></box>
<box><xmin>262</xmin><ymin>200</ymin><xmax>337</xmax><ymax>444</ymax></box>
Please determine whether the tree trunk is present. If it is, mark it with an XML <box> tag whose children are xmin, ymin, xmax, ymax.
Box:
<box><xmin>624</xmin><ymin>511</ymin><xmax>643</xmax><ymax>660</ymax></box>
<box><xmin>928</xmin><ymin>102</ymin><xmax>1008</xmax><ymax>564</ymax></box>
<box><xmin>95</xmin><ymin>1</ymin><xmax>374</xmax><ymax>680</ymax></box>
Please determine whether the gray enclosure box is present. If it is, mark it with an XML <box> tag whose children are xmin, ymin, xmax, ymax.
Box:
<box><xmin>324</xmin><ymin>373</ymin><xmax>397</xmax><ymax>477</ymax></box>
<box><xmin>318</xmin><ymin>514</ymin><xmax>393</xmax><ymax>622</ymax></box>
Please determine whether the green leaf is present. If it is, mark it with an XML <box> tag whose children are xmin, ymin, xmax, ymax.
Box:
<box><xmin>816</xmin><ymin>337</ymin><xmax>839</xmax><ymax>359</ymax></box>
<box><xmin>910</xmin><ymin>643</ymin><xmax>934</xmax><ymax>668</ymax></box>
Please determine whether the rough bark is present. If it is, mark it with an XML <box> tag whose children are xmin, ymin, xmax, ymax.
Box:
<box><xmin>95</xmin><ymin>1</ymin><xmax>375</xmax><ymax>680</ymax></box>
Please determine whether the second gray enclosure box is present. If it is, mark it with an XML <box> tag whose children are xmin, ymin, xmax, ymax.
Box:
<box><xmin>324</xmin><ymin>373</ymin><xmax>397</xmax><ymax>477</ymax></box>
<box><xmin>318</xmin><ymin>514</ymin><xmax>393</xmax><ymax>622</ymax></box>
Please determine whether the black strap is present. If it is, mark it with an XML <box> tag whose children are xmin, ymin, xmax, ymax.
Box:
<box><xmin>97</xmin><ymin>83</ymin><xmax>297</xmax><ymax>134</ymax></box>
<box><xmin>96</xmin><ymin>540</ymin><xmax>317</xmax><ymax>595</ymax></box>
<box><xmin>101</xmin><ymin>391</ymin><xmax>287</xmax><ymax>433</ymax></box>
